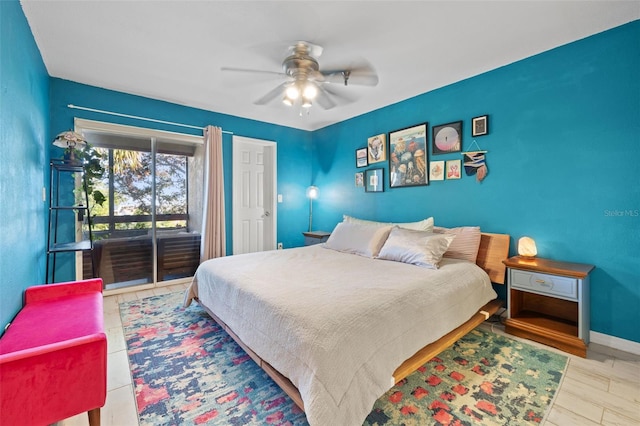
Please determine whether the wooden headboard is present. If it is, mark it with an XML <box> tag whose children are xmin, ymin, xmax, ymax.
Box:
<box><xmin>476</xmin><ymin>233</ymin><xmax>510</xmax><ymax>284</ymax></box>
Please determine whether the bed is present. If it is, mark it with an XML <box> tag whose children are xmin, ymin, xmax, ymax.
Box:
<box><xmin>184</xmin><ymin>221</ymin><xmax>509</xmax><ymax>425</ymax></box>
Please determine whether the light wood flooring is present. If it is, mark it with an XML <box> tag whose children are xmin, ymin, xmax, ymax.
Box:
<box><xmin>58</xmin><ymin>285</ymin><xmax>640</xmax><ymax>426</ymax></box>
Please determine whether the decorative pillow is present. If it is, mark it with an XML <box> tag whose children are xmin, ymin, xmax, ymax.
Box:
<box><xmin>343</xmin><ymin>214</ymin><xmax>434</xmax><ymax>231</ymax></box>
<box><xmin>377</xmin><ymin>227</ymin><xmax>455</xmax><ymax>269</ymax></box>
<box><xmin>433</xmin><ymin>226</ymin><xmax>482</xmax><ymax>263</ymax></box>
<box><xmin>324</xmin><ymin>222</ymin><xmax>393</xmax><ymax>258</ymax></box>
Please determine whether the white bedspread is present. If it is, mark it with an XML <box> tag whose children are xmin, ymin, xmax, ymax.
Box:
<box><xmin>184</xmin><ymin>244</ymin><xmax>497</xmax><ymax>426</ymax></box>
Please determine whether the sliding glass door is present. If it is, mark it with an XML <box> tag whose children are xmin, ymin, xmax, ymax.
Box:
<box><xmin>76</xmin><ymin>119</ymin><xmax>203</xmax><ymax>291</ymax></box>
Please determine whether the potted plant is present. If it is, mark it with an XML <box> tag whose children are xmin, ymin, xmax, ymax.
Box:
<box><xmin>53</xmin><ymin>130</ymin><xmax>106</xmax><ymax>208</ymax></box>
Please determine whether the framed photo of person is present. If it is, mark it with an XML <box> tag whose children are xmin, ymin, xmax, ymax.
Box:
<box><xmin>367</xmin><ymin>134</ymin><xmax>386</xmax><ymax>164</ymax></box>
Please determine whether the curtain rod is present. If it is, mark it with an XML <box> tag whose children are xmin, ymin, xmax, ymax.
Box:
<box><xmin>67</xmin><ymin>104</ymin><xmax>234</xmax><ymax>135</ymax></box>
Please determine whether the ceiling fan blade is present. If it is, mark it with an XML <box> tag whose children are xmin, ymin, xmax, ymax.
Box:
<box><xmin>314</xmin><ymin>83</ymin><xmax>337</xmax><ymax>110</ymax></box>
<box><xmin>321</xmin><ymin>84</ymin><xmax>356</xmax><ymax>104</ymax></box>
<box><xmin>221</xmin><ymin>67</ymin><xmax>286</xmax><ymax>77</ymax></box>
<box><xmin>254</xmin><ymin>82</ymin><xmax>288</xmax><ymax>105</ymax></box>
<box><xmin>320</xmin><ymin>58</ymin><xmax>379</xmax><ymax>87</ymax></box>
<box><xmin>321</xmin><ymin>69</ymin><xmax>379</xmax><ymax>87</ymax></box>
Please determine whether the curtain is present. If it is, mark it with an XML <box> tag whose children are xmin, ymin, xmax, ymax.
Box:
<box><xmin>200</xmin><ymin>125</ymin><xmax>226</xmax><ymax>261</ymax></box>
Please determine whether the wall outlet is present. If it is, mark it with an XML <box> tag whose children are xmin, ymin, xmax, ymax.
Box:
<box><xmin>277</xmin><ymin>242</ymin><xmax>283</xmax><ymax>250</ymax></box>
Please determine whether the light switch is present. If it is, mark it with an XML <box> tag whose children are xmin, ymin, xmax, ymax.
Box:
<box><xmin>277</xmin><ymin>194</ymin><xmax>283</xmax><ymax>203</ymax></box>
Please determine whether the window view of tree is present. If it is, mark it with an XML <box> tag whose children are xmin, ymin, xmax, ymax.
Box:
<box><xmin>90</xmin><ymin>148</ymin><xmax>188</xmax><ymax>233</ymax></box>
<box><xmin>78</xmin><ymin>124</ymin><xmax>203</xmax><ymax>289</ymax></box>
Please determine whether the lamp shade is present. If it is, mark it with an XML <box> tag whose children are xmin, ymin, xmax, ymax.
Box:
<box><xmin>518</xmin><ymin>236</ymin><xmax>537</xmax><ymax>258</ymax></box>
<box><xmin>52</xmin><ymin>131</ymin><xmax>87</xmax><ymax>150</ymax></box>
<box><xmin>306</xmin><ymin>185</ymin><xmax>319</xmax><ymax>199</ymax></box>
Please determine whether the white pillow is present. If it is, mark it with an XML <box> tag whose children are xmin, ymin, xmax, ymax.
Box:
<box><xmin>343</xmin><ymin>214</ymin><xmax>434</xmax><ymax>231</ymax></box>
<box><xmin>324</xmin><ymin>222</ymin><xmax>393</xmax><ymax>258</ymax></box>
<box><xmin>377</xmin><ymin>227</ymin><xmax>455</xmax><ymax>269</ymax></box>
<box><xmin>433</xmin><ymin>226</ymin><xmax>482</xmax><ymax>263</ymax></box>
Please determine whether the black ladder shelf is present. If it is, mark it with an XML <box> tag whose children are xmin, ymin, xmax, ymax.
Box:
<box><xmin>46</xmin><ymin>159</ymin><xmax>95</xmax><ymax>283</ymax></box>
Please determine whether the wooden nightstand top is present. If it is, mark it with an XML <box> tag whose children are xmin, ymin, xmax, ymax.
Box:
<box><xmin>302</xmin><ymin>231</ymin><xmax>331</xmax><ymax>238</ymax></box>
<box><xmin>503</xmin><ymin>256</ymin><xmax>594</xmax><ymax>279</ymax></box>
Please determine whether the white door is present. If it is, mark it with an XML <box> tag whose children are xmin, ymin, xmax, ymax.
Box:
<box><xmin>232</xmin><ymin>136</ymin><xmax>277</xmax><ymax>254</ymax></box>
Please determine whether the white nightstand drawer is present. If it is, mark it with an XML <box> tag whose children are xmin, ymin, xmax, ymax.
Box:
<box><xmin>511</xmin><ymin>270</ymin><xmax>578</xmax><ymax>300</ymax></box>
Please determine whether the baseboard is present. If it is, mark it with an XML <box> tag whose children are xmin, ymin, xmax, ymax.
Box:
<box><xmin>590</xmin><ymin>331</ymin><xmax>640</xmax><ymax>355</ymax></box>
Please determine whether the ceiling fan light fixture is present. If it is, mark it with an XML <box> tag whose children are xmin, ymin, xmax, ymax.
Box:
<box><xmin>302</xmin><ymin>98</ymin><xmax>313</xmax><ymax>108</ymax></box>
<box><xmin>302</xmin><ymin>83</ymin><xmax>318</xmax><ymax>100</ymax></box>
<box><xmin>282</xmin><ymin>96</ymin><xmax>293</xmax><ymax>106</ymax></box>
<box><xmin>285</xmin><ymin>85</ymin><xmax>300</xmax><ymax>101</ymax></box>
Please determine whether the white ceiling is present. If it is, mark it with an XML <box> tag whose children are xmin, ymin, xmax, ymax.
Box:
<box><xmin>21</xmin><ymin>1</ymin><xmax>639</xmax><ymax>131</ymax></box>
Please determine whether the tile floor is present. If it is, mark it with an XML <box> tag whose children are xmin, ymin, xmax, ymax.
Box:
<box><xmin>59</xmin><ymin>285</ymin><xmax>640</xmax><ymax>425</ymax></box>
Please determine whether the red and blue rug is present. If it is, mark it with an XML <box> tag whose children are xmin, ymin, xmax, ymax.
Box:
<box><xmin>120</xmin><ymin>292</ymin><xmax>567</xmax><ymax>425</ymax></box>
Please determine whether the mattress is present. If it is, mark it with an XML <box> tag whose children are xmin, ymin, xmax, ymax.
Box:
<box><xmin>184</xmin><ymin>244</ymin><xmax>497</xmax><ymax>425</ymax></box>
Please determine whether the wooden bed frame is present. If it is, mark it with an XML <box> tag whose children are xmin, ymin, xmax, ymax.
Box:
<box><xmin>198</xmin><ymin>232</ymin><xmax>510</xmax><ymax>410</ymax></box>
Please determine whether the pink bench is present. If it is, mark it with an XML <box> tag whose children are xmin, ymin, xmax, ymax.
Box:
<box><xmin>0</xmin><ymin>278</ymin><xmax>107</xmax><ymax>426</ymax></box>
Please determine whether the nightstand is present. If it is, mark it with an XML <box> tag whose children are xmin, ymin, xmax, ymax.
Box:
<box><xmin>302</xmin><ymin>231</ymin><xmax>331</xmax><ymax>246</ymax></box>
<box><xmin>503</xmin><ymin>256</ymin><xmax>594</xmax><ymax>357</ymax></box>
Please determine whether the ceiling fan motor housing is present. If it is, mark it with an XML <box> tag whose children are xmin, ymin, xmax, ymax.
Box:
<box><xmin>283</xmin><ymin>54</ymin><xmax>319</xmax><ymax>79</ymax></box>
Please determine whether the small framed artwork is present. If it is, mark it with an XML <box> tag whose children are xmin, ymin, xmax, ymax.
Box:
<box><xmin>432</xmin><ymin>121</ymin><xmax>462</xmax><ymax>155</ymax></box>
<box><xmin>356</xmin><ymin>147</ymin><xmax>368</xmax><ymax>168</ymax></box>
<box><xmin>388</xmin><ymin>123</ymin><xmax>429</xmax><ymax>188</ymax></box>
<box><xmin>365</xmin><ymin>168</ymin><xmax>384</xmax><ymax>192</ymax></box>
<box><xmin>367</xmin><ymin>134</ymin><xmax>386</xmax><ymax>164</ymax></box>
<box><xmin>355</xmin><ymin>172</ymin><xmax>364</xmax><ymax>187</ymax></box>
<box><xmin>472</xmin><ymin>115</ymin><xmax>489</xmax><ymax>137</ymax></box>
<box><xmin>446</xmin><ymin>159</ymin><xmax>462</xmax><ymax>180</ymax></box>
<box><xmin>429</xmin><ymin>161</ymin><xmax>445</xmax><ymax>181</ymax></box>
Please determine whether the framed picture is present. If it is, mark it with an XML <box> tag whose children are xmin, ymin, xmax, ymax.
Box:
<box><xmin>446</xmin><ymin>159</ymin><xmax>462</xmax><ymax>180</ymax></box>
<box><xmin>365</xmin><ymin>168</ymin><xmax>384</xmax><ymax>192</ymax></box>
<box><xmin>429</xmin><ymin>161</ymin><xmax>445</xmax><ymax>181</ymax></box>
<box><xmin>388</xmin><ymin>123</ymin><xmax>429</xmax><ymax>188</ymax></box>
<box><xmin>356</xmin><ymin>147</ymin><xmax>368</xmax><ymax>168</ymax></box>
<box><xmin>355</xmin><ymin>172</ymin><xmax>364</xmax><ymax>187</ymax></box>
<box><xmin>432</xmin><ymin>121</ymin><xmax>462</xmax><ymax>155</ymax></box>
<box><xmin>367</xmin><ymin>134</ymin><xmax>386</xmax><ymax>164</ymax></box>
<box><xmin>472</xmin><ymin>115</ymin><xmax>489</xmax><ymax>137</ymax></box>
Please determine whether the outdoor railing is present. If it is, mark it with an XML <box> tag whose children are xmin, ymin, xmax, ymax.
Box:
<box><xmin>82</xmin><ymin>214</ymin><xmax>200</xmax><ymax>287</ymax></box>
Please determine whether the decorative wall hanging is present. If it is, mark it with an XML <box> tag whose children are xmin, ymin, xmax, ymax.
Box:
<box><xmin>446</xmin><ymin>159</ymin><xmax>461</xmax><ymax>179</ymax></box>
<box><xmin>356</xmin><ymin>147</ymin><xmax>368</xmax><ymax>167</ymax></box>
<box><xmin>365</xmin><ymin>168</ymin><xmax>384</xmax><ymax>192</ymax></box>
<box><xmin>462</xmin><ymin>140</ymin><xmax>489</xmax><ymax>182</ymax></box>
<box><xmin>388</xmin><ymin>123</ymin><xmax>429</xmax><ymax>188</ymax></box>
<box><xmin>472</xmin><ymin>115</ymin><xmax>489</xmax><ymax>137</ymax></box>
<box><xmin>429</xmin><ymin>161</ymin><xmax>445</xmax><ymax>181</ymax></box>
<box><xmin>432</xmin><ymin>121</ymin><xmax>462</xmax><ymax>155</ymax></box>
<box><xmin>367</xmin><ymin>134</ymin><xmax>386</xmax><ymax>164</ymax></box>
<box><xmin>355</xmin><ymin>172</ymin><xmax>364</xmax><ymax>187</ymax></box>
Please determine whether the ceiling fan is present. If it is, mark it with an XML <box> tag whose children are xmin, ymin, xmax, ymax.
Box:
<box><xmin>221</xmin><ymin>41</ymin><xmax>379</xmax><ymax>110</ymax></box>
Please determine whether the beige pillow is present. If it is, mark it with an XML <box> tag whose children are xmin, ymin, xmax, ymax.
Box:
<box><xmin>433</xmin><ymin>226</ymin><xmax>482</xmax><ymax>263</ymax></box>
<box><xmin>324</xmin><ymin>222</ymin><xmax>393</xmax><ymax>258</ymax></box>
<box><xmin>343</xmin><ymin>214</ymin><xmax>434</xmax><ymax>231</ymax></box>
<box><xmin>377</xmin><ymin>228</ymin><xmax>455</xmax><ymax>269</ymax></box>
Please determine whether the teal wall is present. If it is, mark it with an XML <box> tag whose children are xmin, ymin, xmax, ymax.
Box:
<box><xmin>2</xmin><ymin>0</ymin><xmax>638</xmax><ymax>345</ymax></box>
<box><xmin>0</xmin><ymin>0</ymin><xmax>50</xmax><ymax>329</ymax></box>
<box><xmin>311</xmin><ymin>21</ymin><xmax>640</xmax><ymax>343</ymax></box>
<box><xmin>49</xmin><ymin>79</ymin><xmax>313</xmax><ymax>282</ymax></box>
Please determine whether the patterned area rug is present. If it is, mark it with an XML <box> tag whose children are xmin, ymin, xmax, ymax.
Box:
<box><xmin>120</xmin><ymin>292</ymin><xmax>567</xmax><ymax>425</ymax></box>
